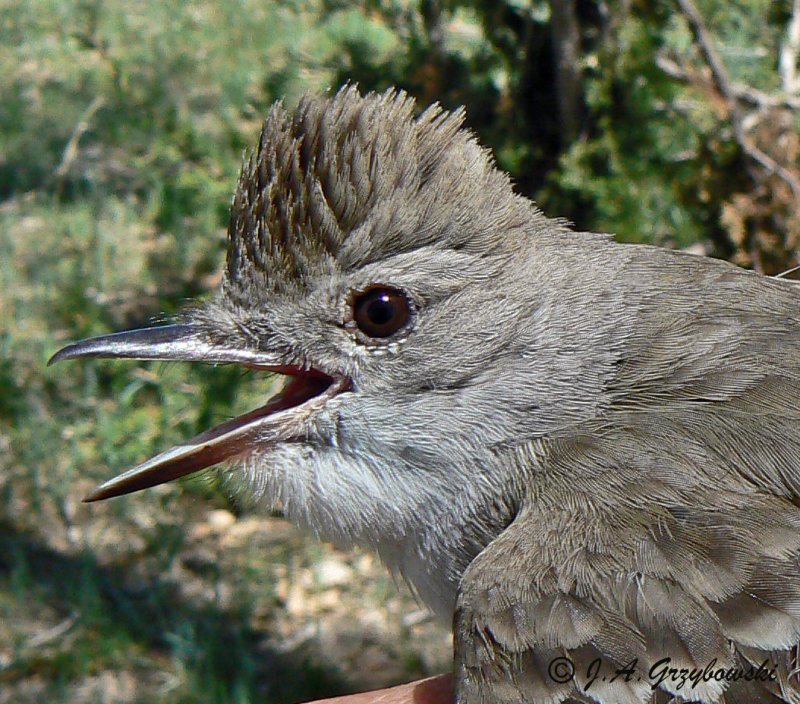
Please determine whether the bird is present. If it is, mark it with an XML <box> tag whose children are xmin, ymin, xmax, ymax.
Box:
<box><xmin>49</xmin><ymin>85</ymin><xmax>800</xmax><ymax>704</ymax></box>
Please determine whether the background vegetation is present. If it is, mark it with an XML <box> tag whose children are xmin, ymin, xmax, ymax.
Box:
<box><xmin>2</xmin><ymin>0</ymin><xmax>799</xmax><ymax>702</ymax></box>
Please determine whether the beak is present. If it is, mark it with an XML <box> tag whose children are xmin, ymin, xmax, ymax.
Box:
<box><xmin>48</xmin><ymin>324</ymin><xmax>278</xmax><ymax>367</ymax></box>
<box><xmin>49</xmin><ymin>324</ymin><xmax>344</xmax><ymax>502</ymax></box>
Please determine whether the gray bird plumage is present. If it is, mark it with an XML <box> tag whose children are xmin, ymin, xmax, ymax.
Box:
<box><xmin>51</xmin><ymin>86</ymin><xmax>800</xmax><ymax>703</ymax></box>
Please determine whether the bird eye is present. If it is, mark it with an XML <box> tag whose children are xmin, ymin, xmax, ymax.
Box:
<box><xmin>351</xmin><ymin>286</ymin><xmax>412</xmax><ymax>339</ymax></box>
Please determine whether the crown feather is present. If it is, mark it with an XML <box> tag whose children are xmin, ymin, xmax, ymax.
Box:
<box><xmin>223</xmin><ymin>85</ymin><xmax>525</xmax><ymax>304</ymax></box>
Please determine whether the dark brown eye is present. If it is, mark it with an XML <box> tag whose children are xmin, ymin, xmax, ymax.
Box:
<box><xmin>352</xmin><ymin>286</ymin><xmax>411</xmax><ymax>339</ymax></box>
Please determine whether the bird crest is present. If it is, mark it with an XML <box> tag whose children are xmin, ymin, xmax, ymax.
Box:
<box><xmin>224</xmin><ymin>85</ymin><xmax>514</xmax><ymax>305</ymax></box>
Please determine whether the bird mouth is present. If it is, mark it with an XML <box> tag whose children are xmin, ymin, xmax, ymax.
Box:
<box><xmin>48</xmin><ymin>324</ymin><xmax>349</xmax><ymax>502</ymax></box>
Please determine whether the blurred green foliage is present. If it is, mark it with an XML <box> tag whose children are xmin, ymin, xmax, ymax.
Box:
<box><xmin>2</xmin><ymin>0</ymin><xmax>799</xmax><ymax>701</ymax></box>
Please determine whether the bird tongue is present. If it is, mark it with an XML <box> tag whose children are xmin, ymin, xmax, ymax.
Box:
<box><xmin>48</xmin><ymin>324</ymin><xmax>340</xmax><ymax>502</ymax></box>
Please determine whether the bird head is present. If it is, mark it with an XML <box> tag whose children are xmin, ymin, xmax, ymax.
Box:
<box><xmin>50</xmin><ymin>87</ymin><xmax>619</xmax><ymax>614</ymax></box>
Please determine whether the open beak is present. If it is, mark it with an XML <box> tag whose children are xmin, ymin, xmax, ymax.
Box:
<box><xmin>49</xmin><ymin>324</ymin><xmax>348</xmax><ymax>502</ymax></box>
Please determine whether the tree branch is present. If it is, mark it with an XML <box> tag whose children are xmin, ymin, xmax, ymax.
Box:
<box><xmin>549</xmin><ymin>0</ymin><xmax>582</xmax><ymax>144</ymax></box>
<box><xmin>780</xmin><ymin>0</ymin><xmax>800</xmax><ymax>93</ymax></box>
<box><xmin>54</xmin><ymin>95</ymin><xmax>106</xmax><ymax>186</ymax></box>
<box><xmin>673</xmin><ymin>0</ymin><xmax>800</xmax><ymax>199</ymax></box>
<box><xmin>656</xmin><ymin>53</ymin><xmax>800</xmax><ymax>110</ymax></box>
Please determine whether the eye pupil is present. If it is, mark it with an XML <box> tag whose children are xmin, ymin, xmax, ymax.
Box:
<box><xmin>366</xmin><ymin>296</ymin><xmax>393</xmax><ymax>325</ymax></box>
<box><xmin>352</xmin><ymin>286</ymin><xmax>411</xmax><ymax>339</ymax></box>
